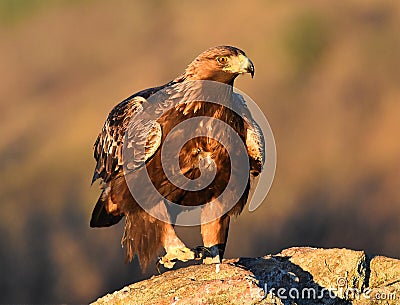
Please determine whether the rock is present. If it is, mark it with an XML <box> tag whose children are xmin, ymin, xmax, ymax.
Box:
<box><xmin>91</xmin><ymin>247</ymin><xmax>399</xmax><ymax>305</ymax></box>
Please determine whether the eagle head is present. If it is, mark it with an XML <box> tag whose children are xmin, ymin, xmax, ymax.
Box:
<box><xmin>180</xmin><ymin>45</ymin><xmax>255</xmax><ymax>85</ymax></box>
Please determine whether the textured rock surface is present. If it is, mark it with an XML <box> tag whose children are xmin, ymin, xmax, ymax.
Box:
<box><xmin>91</xmin><ymin>247</ymin><xmax>399</xmax><ymax>305</ymax></box>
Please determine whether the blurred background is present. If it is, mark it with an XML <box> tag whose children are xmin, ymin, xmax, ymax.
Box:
<box><xmin>0</xmin><ymin>0</ymin><xmax>399</xmax><ymax>303</ymax></box>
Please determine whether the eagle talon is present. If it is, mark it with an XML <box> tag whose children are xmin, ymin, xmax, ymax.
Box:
<box><xmin>158</xmin><ymin>247</ymin><xmax>195</xmax><ymax>269</ymax></box>
<box><xmin>204</xmin><ymin>255</ymin><xmax>221</xmax><ymax>265</ymax></box>
<box><xmin>191</xmin><ymin>245</ymin><xmax>223</xmax><ymax>264</ymax></box>
<box><xmin>191</xmin><ymin>246</ymin><xmax>208</xmax><ymax>260</ymax></box>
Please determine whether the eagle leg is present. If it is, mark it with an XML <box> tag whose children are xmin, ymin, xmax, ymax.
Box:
<box><xmin>200</xmin><ymin>214</ymin><xmax>230</xmax><ymax>264</ymax></box>
<box><xmin>191</xmin><ymin>244</ymin><xmax>225</xmax><ymax>261</ymax></box>
<box><xmin>158</xmin><ymin>223</ymin><xmax>195</xmax><ymax>269</ymax></box>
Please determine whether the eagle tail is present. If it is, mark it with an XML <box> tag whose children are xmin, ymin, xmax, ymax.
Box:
<box><xmin>90</xmin><ymin>194</ymin><xmax>123</xmax><ymax>227</ymax></box>
<box><xmin>122</xmin><ymin>210</ymin><xmax>164</xmax><ymax>272</ymax></box>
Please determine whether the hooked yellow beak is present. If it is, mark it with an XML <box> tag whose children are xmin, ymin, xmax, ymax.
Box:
<box><xmin>238</xmin><ymin>54</ymin><xmax>255</xmax><ymax>78</ymax></box>
<box><xmin>225</xmin><ymin>53</ymin><xmax>255</xmax><ymax>78</ymax></box>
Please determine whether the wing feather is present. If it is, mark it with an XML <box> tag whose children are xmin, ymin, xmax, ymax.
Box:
<box><xmin>233</xmin><ymin>93</ymin><xmax>265</xmax><ymax>175</ymax></box>
<box><xmin>92</xmin><ymin>96</ymin><xmax>162</xmax><ymax>183</ymax></box>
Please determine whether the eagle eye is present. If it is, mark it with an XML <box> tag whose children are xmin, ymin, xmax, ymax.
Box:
<box><xmin>216</xmin><ymin>56</ymin><xmax>229</xmax><ymax>65</ymax></box>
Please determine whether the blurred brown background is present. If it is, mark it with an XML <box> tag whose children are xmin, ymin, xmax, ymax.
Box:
<box><xmin>0</xmin><ymin>0</ymin><xmax>399</xmax><ymax>303</ymax></box>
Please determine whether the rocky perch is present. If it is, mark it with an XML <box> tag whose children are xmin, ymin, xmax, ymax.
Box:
<box><xmin>92</xmin><ymin>247</ymin><xmax>399</xmax><ymax>305</ymax></box>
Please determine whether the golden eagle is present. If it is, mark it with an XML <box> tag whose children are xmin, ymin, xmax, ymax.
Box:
<box><xmin>90</xmin><ymin>46</ymin><xmax>264</xmax><ymax>271</ymax></box>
